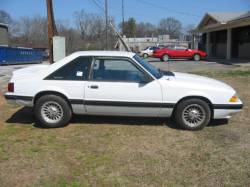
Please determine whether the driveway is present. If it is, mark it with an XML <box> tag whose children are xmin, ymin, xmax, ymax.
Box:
<box><xmin>147</xmin><ymin>58</ymin><xmax>242</xmax><ymax>72</ymax></box>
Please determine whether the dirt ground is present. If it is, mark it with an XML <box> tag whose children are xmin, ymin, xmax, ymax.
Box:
<box><xmin>0</xmin><ymin>63</ymin><xmax>249</xmax><ymax>186</ymax></box>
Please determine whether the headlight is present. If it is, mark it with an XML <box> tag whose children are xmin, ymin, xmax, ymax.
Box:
<box><xmin>229</xmin><ymin>95</ymin><xmax>239</xmax><ymax>102</ymax></box>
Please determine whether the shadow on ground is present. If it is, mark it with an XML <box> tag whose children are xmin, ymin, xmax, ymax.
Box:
<box><xmin>6</xmin><ymin>107</ymin><xmax>229</xmax><ymax>129</ymax></box>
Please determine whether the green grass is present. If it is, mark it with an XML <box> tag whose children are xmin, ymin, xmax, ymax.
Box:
<box><xmin>191</xmin><ymin>70</ymin><xmax>250</xmax><ymax>77</ymax></box>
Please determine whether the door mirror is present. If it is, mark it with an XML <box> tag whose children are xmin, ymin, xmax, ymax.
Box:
<box><xmin>139</xmin><ymin>75</ymin><xmax>151</xmax><ymax>84</ymax></box>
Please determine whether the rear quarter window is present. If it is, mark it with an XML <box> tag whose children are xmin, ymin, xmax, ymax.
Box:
<box><xmin>46</xmin><ymin>56</ymin><xmax>92</xmax><ymax>81</ymax></box>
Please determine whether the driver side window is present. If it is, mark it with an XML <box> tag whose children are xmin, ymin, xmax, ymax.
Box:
<box><xmin>91</xmin><ymin>58</ymin><xmax>148</xmax><ymax>82</ymax></box>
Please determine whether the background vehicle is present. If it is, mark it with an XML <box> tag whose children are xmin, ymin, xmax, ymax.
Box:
<box><xmin>5</xmin><ymin>51</ymin><xmax>242</xmax><ymax>130</ymax></box>
<box><xmin>153</xmin><ymin>45</ymin><xmax>207</xmax><ymax>62</ymax></box>
<box><xmin>140</xmin><ymin>46</ymin><xmax>159</xmax><ymax>58</ymax></box>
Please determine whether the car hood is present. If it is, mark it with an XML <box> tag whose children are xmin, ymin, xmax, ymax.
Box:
<box><xmin>162</xmin><ymin>72</ymin><xmax>234</xmax><ymax>91</ymax></box>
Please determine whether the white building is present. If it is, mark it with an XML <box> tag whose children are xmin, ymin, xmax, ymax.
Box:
<box><xmin>119</xmin><ymin>35</ymin><xmax>189</xmax><ymax>51</ymax></box>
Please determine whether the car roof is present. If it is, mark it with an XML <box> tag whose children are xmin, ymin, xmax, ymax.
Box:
<box><xmin>72</xmin><ymin>51</ymin><xmax>136</xmax><ymax>58</ymax></box>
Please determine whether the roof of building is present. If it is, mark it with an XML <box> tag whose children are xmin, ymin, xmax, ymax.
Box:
<box><xmin>196</xmin><ymin>11</ymin><xmax>250</xmax><ymax>32</ymax></box>
<box><xmin>232</xmin><ymin>11</ymin><xmax>250</xmax><ymax>21</ymax></box>
<box><xmin>0</xmin><ymin>23</ymin><xmax>8</xmax><ymax>28</ymax></box>
<box><xmin>207</xmin><ymin>12</ymin><xmax>245</xmax><ymax>23</ymax></box>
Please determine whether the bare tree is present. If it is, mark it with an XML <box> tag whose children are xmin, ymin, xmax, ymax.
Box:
<box><xmin>10</xmin><ymin>15</ymin><xmax>48</xmax><ymax>47</ymax></box>
<box><xmin>57</xmin><ymin>20</ymin><xmax>82</xmax><ymax>53</ymax></box>
<box><xmin>158</xmin><ymin>17</ymin><xmax>182</xmax><ymax>39</ymax></box>
<box><xmin>0</xmin><ymin>10</ymin><xmax>12</xmax><ymax>24</ymax></box>
<box><xmin>74</xmin><ymin>9</ymin><xmax>116</xmax><ymax>50</ymax></box>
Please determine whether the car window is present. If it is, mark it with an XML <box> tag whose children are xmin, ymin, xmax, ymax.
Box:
<box><xmin>175</xmin><ymin>46</ymin><xmax>187</xmax><ymax>50</ymax></box>
<box><xmin>91</xmin><ymin>58</ymin><xmax>147</xmax><ymax>82</ymax></box>
<box><xmin>46</xmin><ymin>56</ymin><xmax>92</xmax><ymax>80</ymax></box>
<box><xmin>133</xmin><ymin>54</ymin><xmax>162</xmax><ymax>79</ymax></box>
<box><xmin>166</xmin><ymin>45</ymin><xmax>174</xmax><ymax>50</ymax></box>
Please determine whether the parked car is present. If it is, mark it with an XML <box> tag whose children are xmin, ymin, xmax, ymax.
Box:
<box><xmin>140</xmin><ymin>46</ymin><xmax>159</xmax><ymax>58</ymax></box>
<box><xmin>153</xmin><ymin>45</ymin><xmax>207</xmax><ymax>61</ymax></box>
<box><xmin>5</xmin><ymin>51</ymin><xmax>243</xmax><ymax>130</ymax></box>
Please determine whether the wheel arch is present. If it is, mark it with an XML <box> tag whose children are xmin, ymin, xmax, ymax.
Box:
<box><xmin>33</xmin><ymin>91</ymin><xmax>72</xmax><ymax>109</ymax></box>
<box><xmin>193</xmin><ymin>53</ymin><xmax>201</xmax><ymax>59</ymax></box>
<box><xmin>162</xmin><ymin>53</ymin><xmax>170</xmax><ymax>58</ymax></box>
<box><xmin>172</xmin><ymin>95</ymin><xmax>213</xmax><ymax>117</ymax></box>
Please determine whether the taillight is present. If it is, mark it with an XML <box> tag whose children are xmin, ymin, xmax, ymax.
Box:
<box><xmin>8</xmin><ymin>83</ymin><xmax>14</xmax><ymax>92</ymax></box>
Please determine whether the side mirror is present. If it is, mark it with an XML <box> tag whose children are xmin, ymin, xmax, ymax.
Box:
<box><xmin>139</xmin><ymin>75</ymin><xmax>151</xmax><ymax>84</ymax></box>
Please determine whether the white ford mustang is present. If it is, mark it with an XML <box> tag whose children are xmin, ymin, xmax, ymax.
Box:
<box><xmin>5</xmin><ymin>51</ymin><xmax>243</xmax><ymax>130</ymax></box>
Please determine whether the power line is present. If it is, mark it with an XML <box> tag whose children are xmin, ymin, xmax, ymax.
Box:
<box><xmin>91</xmin><ymin>0</ymin><xmax>105</xmax><ymax>13</ymax></box>
<box><xmin>137</xmin><ymin>0</ymin><xmax>202</xmax><ymax>18</ymax></box>
<box><xmin>90</xmin><ymin>0</ymin><xmax>109</xmax><ymax>49</ymax></box>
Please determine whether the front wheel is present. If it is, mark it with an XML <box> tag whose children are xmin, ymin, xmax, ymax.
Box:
<box><xmin>174</xmin><ymin>99</ymin><xmax>211</xmax><ymax>130</ymax></box>
<box><xmin>143</xmin><ymin>53</ymin><xmax>149</xmax><ymax>58</ymax></box>
<box><xmin>35</xmin><ymin>95</ymin><xmax>72</xmax><ymax>128</ymax></box>
<box><xmin>194</xmin><ymin>54</ymin><xmax>201</xmax><ymax>61</ymax></box>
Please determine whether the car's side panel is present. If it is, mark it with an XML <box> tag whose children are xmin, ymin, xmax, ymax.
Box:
<box><xmin>38</xmin><ymin>81</ymin><xmax>87</xmax><ymax>114</ymax></box>
<box><xmin>84</xmin><ymin>80</ymin><xmax>164</xmax><ymax>117</ymax></box>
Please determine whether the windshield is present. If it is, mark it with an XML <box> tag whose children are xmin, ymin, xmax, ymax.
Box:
<box><xmin>133</xmin><ymin>54</ymin><xmax>162</xmax><ymax>79</ymax></box>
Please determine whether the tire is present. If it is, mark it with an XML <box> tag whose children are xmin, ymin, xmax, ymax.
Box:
<box><xmin>143</xmin><ymin>53</ymin><xmax>149</xmax><ymax>58</ymax></box>
<box><xmin>161</xmin><ymin>54</ymin><xmax>169</xmax><ymax>62</ymax></box>
<box><xmin>34</xmin><ymin>95</ymin><xmax>72</xmax><ymax>128</ymax></box>
<box><xmin>174</xmin><ymin>98</ymin><xmax>211</xmax><ymax>130</ymax></box>
<box><xmin>194</xmin><ymin>54</ymin><xmax>201</xmax><ymax>61</ymax></box>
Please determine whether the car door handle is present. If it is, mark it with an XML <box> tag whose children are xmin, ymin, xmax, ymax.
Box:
<box><xmin>90</xmin><ymin>85</ymin><xmax>99</xmax><ymax>89</ymax></box>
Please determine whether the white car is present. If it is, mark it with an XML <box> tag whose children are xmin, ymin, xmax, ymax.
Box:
<box><xmin>5</xmin><ymin>51</ymin><xmax>243</xmax><ymax>130</ymax></box>
<box><xmin>140</xmin><ymin>46</ymin><xmax>159</xmax><ymax>58</ymax></box>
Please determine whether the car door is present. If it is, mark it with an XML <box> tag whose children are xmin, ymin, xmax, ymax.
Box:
<box><xmin>174</xmin><ymin>46</ymin><xmax>188</xmax><ymax>58</ymax></box>
<box><xmin>84</xmin><ymin>57</ymin><xmax>163</xmax><ymax>117</ymax></box>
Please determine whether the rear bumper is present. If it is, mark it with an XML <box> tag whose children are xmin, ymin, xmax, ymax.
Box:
<box><xmin>4</xmin><ymin>94</ymin><xmax>34</xmax><ymax>107</ymax></box>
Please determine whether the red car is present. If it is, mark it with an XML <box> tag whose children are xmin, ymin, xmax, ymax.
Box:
<box><xmin>153</xmin><ymin>45</ymin><xmax>206</xmax><ymax>62</ymax></box>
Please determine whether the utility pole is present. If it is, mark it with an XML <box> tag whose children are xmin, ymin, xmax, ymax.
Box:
<box><xmin>105</xmin><ymin>0</ymin><xmax>108</xmax><ymax>50</ymax></box>
<box><xmin>46</xmin><ymin>0</ymin><xmax>57</xmax><ymax>64</ymax></box>
<box><xmin>122</xmin><ymin>0</ymin><xmax>125</xmax><ymax>36</ymax></box>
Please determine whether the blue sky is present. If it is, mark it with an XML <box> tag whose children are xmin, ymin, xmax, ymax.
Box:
<box><xmin>1</xmin><ymin>0</ymin><xmax>250</xmax><ymax>27</ymax></box>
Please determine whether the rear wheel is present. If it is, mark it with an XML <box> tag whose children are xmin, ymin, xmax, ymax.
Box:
<box><xmin>161</xmin><ymin>54</ymin><xmax>169</xmax><ymax>62</ymax></box>
<box><xmin>194</xmin><ymin>54</ymin><xmax>201</xmax><ymax>61</ymax></box>
<box><xmin>35</xmin><ymin>95</ymin><xmax>72</xmax><ymax>128</ymax></box>
<box><xmin>174</xmin><ymin>98</ymin><xmax>211</xmax><ymax>130</ymax></box>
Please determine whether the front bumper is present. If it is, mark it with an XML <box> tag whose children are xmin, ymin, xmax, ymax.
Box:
<box><xmin>4</xmin><ymin>94</ymin><xmax>34</xmax><ymax>107</ymax></box>
<box><xmin>213</xmin><ymin>103</ymin><xmax>243</xmax><ymax>119</ymax></box>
